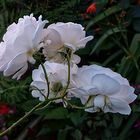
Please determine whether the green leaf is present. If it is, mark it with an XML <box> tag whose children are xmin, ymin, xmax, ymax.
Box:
<box><xmin>37</xmin><ymin>127</ymin><xmax>51</xmax><ymax>136</ymax></box>
<box><xmin>44</xmin><ymin>107</ymin><xmax>68</xmax><ymax>119</ymax></box>
<box><xmin>103</xmin><ymin>50</ymin><xmax>123</xmax><ymax>66</ymax></box>
<box><xmin>21</xmin><ymin>99</ymin><xmax>40</xmax><ymax>111</ymax></box>
<box><xmin>69</xmin><ymin>110</ymin><xmax>87</xmax><ymax>126</ymax></box>
<box><xmin>57</xmin><ymin>128</ymin><xmax>71</xmax><ymax>140</ymax></box>
<box><xmin>113</xmin><ymin>114</ymin><xmax>123</xmax><ymax>128</ymax></box>
<box><xmin>90</xmin><ymin>27</ymin><xmax>127</xmax><ymax>54</ymax></box>
<box><xmin>129</xmin><ymin>34</ymin><xmax>140</xmax><ymax>57</ymax></box>
<box><xmin>118</xmin><ymin>34</ymin><xmax>140</xmax><ymax>80</ymax></box>
<box><xmin>71</xmin><ymin>129</ymin><xmax>82</xmax><ymax>140</ymax></box>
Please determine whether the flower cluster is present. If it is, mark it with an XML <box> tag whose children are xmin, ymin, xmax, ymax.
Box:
<box><xmin>0</xmin><ymin>14</ymin><xmax>137</xmax><ymax>115</ymax></box>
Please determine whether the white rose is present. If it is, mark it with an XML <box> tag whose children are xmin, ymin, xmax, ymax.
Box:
<box><xmin>70</xmin><ymin>65</ymin><xmax>137</xmax><ymax>115</ymax></box>
<box><xmin>0</xmin><ymin>14</ymin><xmax>48</xmax><ymax>80</ymax></box>
<box><xmin>31</xmin><ymin>61</ymin><xmax>78</xmax><ymax>102</ymax></box>
<box><xmin>42</xmin><ymin>22</ymin><xmax>93</xmax><ymax>63</ymax></box>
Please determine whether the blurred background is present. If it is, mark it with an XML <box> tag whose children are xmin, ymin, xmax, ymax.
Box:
<box><xmin>0</xmin><ymin>0</ymin><xmax>140</xmax><ymax>140</ymax></box>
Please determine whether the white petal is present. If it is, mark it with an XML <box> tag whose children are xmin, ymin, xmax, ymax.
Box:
<box><xmin>112</xmin><ymin>85</ymin><xmax>137</xmax><ymax>104</ymax></box>
<box><xmin>64</xmin><ymin>43</ymin><xmax>76</xmax><ymax>51</ymax></box>
<box><xmin>76</xmin><ymin>36</ymin><xmax>93</xmax><ymax>49</ymax></box>
<box><xmin>0</xmin><ymin>42</ymin><xmax>6</xmax><ymax>59</ymax></box>
<box><xmin>31</xmin><ymin>81</ymin><xmax>47</xmax><ymax>89</ymax></box>
<box><xmin>94</xmin><ymin>95</ymin><xmax>105</xmax><ymax>108</ymax></box>
<box><xmin>32</xmin><ymin>20</ymin><xmax>48</xmax><ymax>47</ymax></box>
<box><xmin>71</xmin><ymin>54</ymin><xmax>81</xmax><ymax>64</ymax></box>
<box><xmin>4</xmin><ymin>53</ymin><xmax>27</xmax><ymax>76</ymax></box>
<box><xmin>28</xmin><ymin>56</ymin><xmax>36</xmax><ymax>64</ymax></box>
<box><xmin>32</xmin><ymin>69</ymin><xmax>43</xmax><ymax>81</ymax></box>
<box><xmin>85</xmin><ymin>96</ymin><xmax>96</xmax><ymax>113</ymax></box>
<box><xmin>0</xmin><ymin>42</ymin><xmax>15</xmax><ymax>69</ymax></box>
<box><xmin>91</xmin><ymin>74</ymin><xmax>121</xmax><ymax>96</ymax></box>
<box><xmin>109</xmin><ymin>97</ymin><xmax>131</xmax><ymax>115</ymax></box>
<box><xmin>12</xmin><ymin>63</ymin><xmax>28</xmax><ymax>80</ymax></box>
<box><xmin>32</xmin><ymin>90</ymin><xmax>45</xmax><ymax>101</ymax></box>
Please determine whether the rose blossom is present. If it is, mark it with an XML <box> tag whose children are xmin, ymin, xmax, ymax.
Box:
<box><xmin>70</xmin><ymin>64</ymin><xmax>137</xmax><ymax>115</ymax></box>
<box><xmin>0</xmin><ymin>14</ymin><xmax>48</xmax><ymax>80</ymax></box>
<box><xmin>31</xmin><ymin>61</ymin><xmax>78</xmax><ymax>102</ymax></box>
<box><xmin>42</xmin><ymin>22</ymin><xmax>93</xmax><ymax>63</ymax></box>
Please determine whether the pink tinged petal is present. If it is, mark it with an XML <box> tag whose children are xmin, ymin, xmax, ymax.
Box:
<box><xmin>91</xmin><ymin>74</ymin><xmax>121</xmax><ymax>96</ymax></box>
<box><xmin>32</xmin><ymin>20</ymin><xmax>48</xmax><ymax>47</ymax></box>
<box><xmin>4</xmin><ymin>53</ymin><xmax>27</xmax><ymax>76</ymax></box>
<box><xmin>32</xmin><ymin>90</ymin><xmax>45</xmax><ymax>101</ymax></box>
<box><xmin>50</xmin><ymin>23</ymin><xmax>83</xmax><ymax>43</ymax></box>
<box><xmin>71</xmin><ymin>54</ymin><xmax>81</xmax><ymax>64</ymax></box>
<box><xmin>28</xmin><ymin>57</ymin><xmax>36</xmax><ymax>64</ymax></box>
<box><xmin>76</xmin><ymin>36</ymin><xmax>93</xmax><ymax>49</ymax></box>
<box><xmin>112</xmin><ymin>85</ymin><xmax>137</xmax><ymax>104</ymax></box>
<box><xmin>109</xmin><ymin>97</ymin><xmax>131</xmax><ymax>115</ymax></box>
<box><xmin>44</xmin><ymin>28</ymin><xmax>62</xmax><ymax>48</ymax></box>
<box><xmin>64</xmin><ymin>43</ymin><xmax>77</xmax><ymax>51</ymax></box>
<box><xmin>12</xmin><ymin>63</ymin><xmax>28</xmax><ymax>80</ymax></box>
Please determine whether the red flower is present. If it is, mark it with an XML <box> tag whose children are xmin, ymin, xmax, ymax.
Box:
<box><xmin>86</xmin><ymin>3</ymin><xmax>96</xmax><ymax>14</ymax></box>
<box><xmin>0</xmin><ymin>104</ymin><xmax>10</xmax><ymax>115</ymax></box>
<box><xmin>137</xmin><ymin>0</ymin><xmax>140</xmax><ymax>5</ymax></box>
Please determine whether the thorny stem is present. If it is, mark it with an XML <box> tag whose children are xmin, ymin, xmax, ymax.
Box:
<box><xmin>61</xmin><ymin>54</ymin><xmax>71</xmax><ymax>98</ymax></box>
<box><xmin>0</xmin><ymin>101</ymin><xmax>45</xmax><ymax>137</ymax></box>
<box><xmin>36</xmin><ymin>100</ymin><xmax>52</xmax><ymax>111</ymax></box>
<box><xmin>0</xmin><ymin>51</ymin><xmax>72</xmax><ymax>137</ymax></box>
<box><xmin>0</xmin><ymin>97</ymin><xmax>59</xmax><ymax>137</ymax></box>
<box><xmin>31</xmin><ymin>86</ymin><xmax>47</xmax><ymax>99</ymax></box>
<box><xmin>41</xmin><ymin>63</ymin><xmax>50</xmax><ymax>99</ymax></box>
<box><xmin>64</xmin><ymin>98</ymin><xmax>94</xmax><ymax>110</ymax></box>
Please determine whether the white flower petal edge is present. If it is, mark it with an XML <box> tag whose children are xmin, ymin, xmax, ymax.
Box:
<box><xmin>70</xmin><ymin>64</ymin><xmax>137</xmax><ymax>115</ymax></box>
<box><xmin>42</xmin><ymin>22</ymin><xmax>93</xmax><ymax>63</ymax></box>
<box><xmin>31</xmin><ymin>61</ymin><xmax>78</xmax><ymax>103</ymax></box>
<box><xmin>0</xmin><ymin>14</ymin><xmax>48</xmax><ymax>79</ymax></box>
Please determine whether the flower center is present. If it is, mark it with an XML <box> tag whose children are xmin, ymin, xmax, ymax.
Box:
<box><xmin>51</xmin><ymin>82</ymin><xmax>63</xmax><ymax>94</ymax></box>
<box><xmin>26</xmin><ymin>49</ymin><xmax>35</xmax><ymax>57</ymax></box>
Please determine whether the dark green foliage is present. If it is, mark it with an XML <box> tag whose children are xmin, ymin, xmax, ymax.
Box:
<box><xmin>0</xmin><ymin>75</ymin><xmax>32</xmax><ymax>105</ymax></box>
